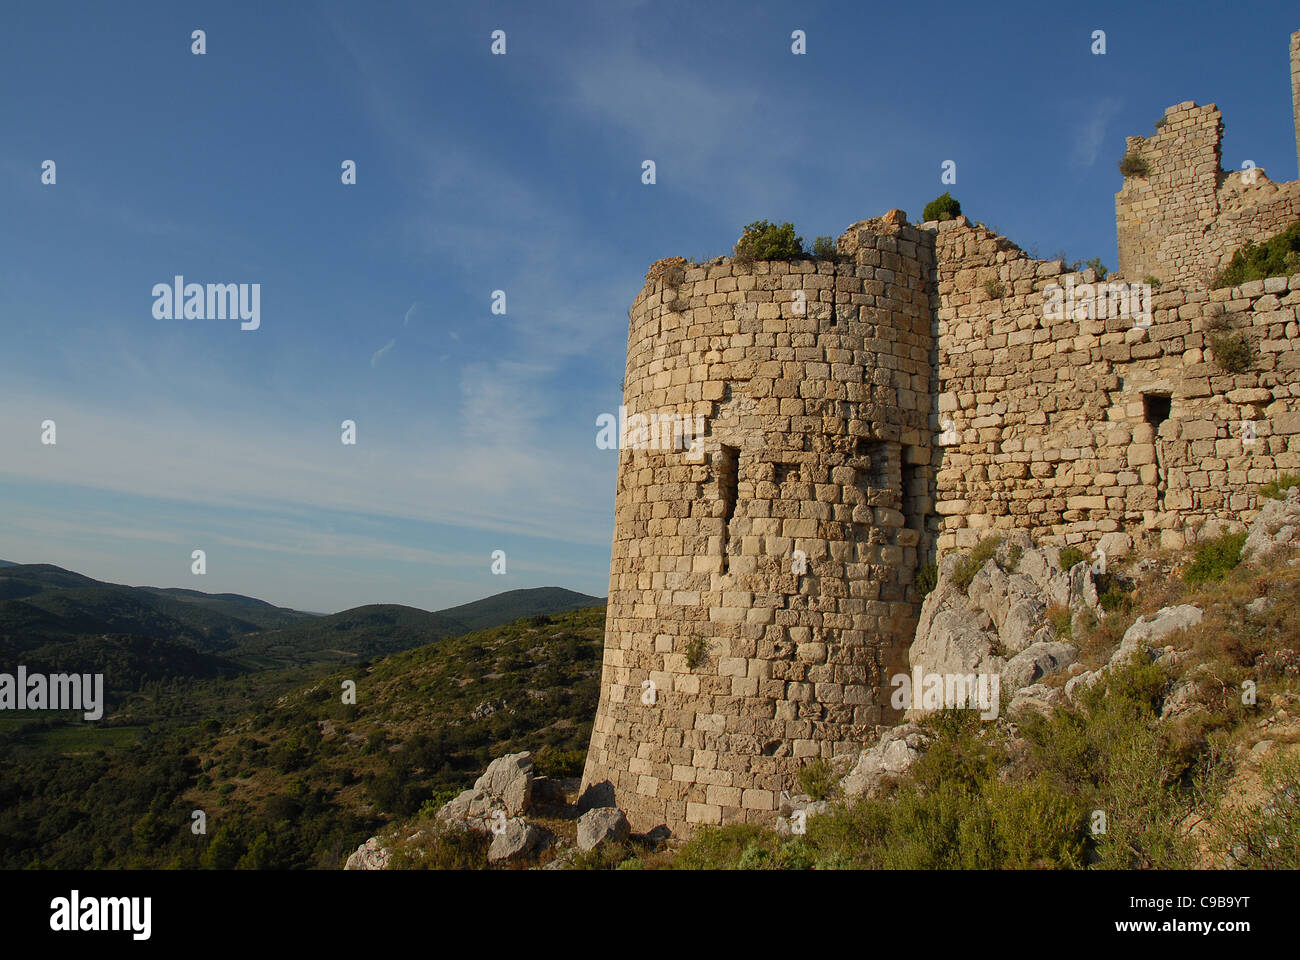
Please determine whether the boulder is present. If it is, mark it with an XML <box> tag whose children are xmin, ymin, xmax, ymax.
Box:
<box><xmin>909</xmin><ymin>605</ymin><xmax>998</xmax><ymax>678</ymax></box>
<box><xmin>1002</xmin><ymin>641</ymin><xmax>1078</xmax><ymax>693</ymax></box>
<box><xmin>577</xmin><ymin>807</ymin><xmax>630</xmax><ymax>852</ymax></box>
<box><xmin>436</xmin><ymin>751</ymin><xmax>536</xmax><ymax>831</ymax></box>
<box><xmin>474</xmin><ymin>751</ymin><xmax>534</xmax><ymax>816</ymax></box>
<box><xmin>487</xmin><ymin>818</ymin><xmax>543</xmax><ymax>863</ymax></box>
<box><xmin>1116</xmin><ymin>605</ymin><xmax>1203</xmax><ymax>663</ymax></box>
<box><xmin>841</xmin><ymin>724</ymin><xmax>931</xmax><ymax>797</ymax></box>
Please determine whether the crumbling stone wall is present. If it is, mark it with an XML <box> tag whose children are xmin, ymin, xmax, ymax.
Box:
<box><xmin>1115</xmin><ymin>100</ymin><xmax>1300</xmax><ymax>288</ymax></box>
<box><xmin>581</xmin><ymin>214</ymin><xmax>934</xmax><ymax>834</ymax></box>
<box><xmin>586</xmin><ymin>34</ymin><xmax>1300</xmax><ymax>834</ymax></box>
<box><xmin>934</xmin><ymin>218</ymin><xmax>1300</xmax><ymax>555</ymax></box>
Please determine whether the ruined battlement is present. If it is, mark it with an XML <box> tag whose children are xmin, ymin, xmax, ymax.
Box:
<box><xmin>581</xmin><ymin>29</ymin><xmax>1300</xmax><ymax>836</ymax></box>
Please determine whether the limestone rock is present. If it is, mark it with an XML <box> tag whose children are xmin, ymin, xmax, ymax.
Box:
<box><xmin>344</xmin><ymin>836</ymin><xmax>390</xmax><ymax>871</ymax></box>
<box><xmin>841</xmin><ymin>724</ymin><xmax>931</xmax><ymax>797</ymax></box>
<box><xmin>577</xmin><ymin>807</ymin><xmax>630</xmax><ymax>852</ymax></box>
<box><xmin>1242</xmin><ymin>485</ymin><xmax>1300</xmax><ymax>562</ymax></box>
<box><xmin>1116</xmin><ymin>604</ymin><xmax>1204</xmax><ymax>663</ymax></box>
<box><xmin>1002</xmin><ymin>641</ymin><xmax>1079</xmax><ymax>693</ymax></box>
<box><xmin>475</xmin><ymin>751</ymin><xmax>534</xmax><ymax>816</ymax></box>
<box><xmin>437</xmin><ymin>751</ymin><xmax>536</xmax><ymax>831</ymax></box>
<box><xmin>1010</xmin><ymin>683</ymin><xmax>1065</xmax><ymax>717</ymax></box>
<box><xmin>487</xmin><ymin>818</ymin><xmax>543</xmax><ymax>863</ymax></box>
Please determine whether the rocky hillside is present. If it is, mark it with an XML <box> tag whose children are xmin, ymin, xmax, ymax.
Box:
<box><xmin>353</xmin><ymin>485</ymin><xmax>1300</xmax><ymax>870</ymax></box>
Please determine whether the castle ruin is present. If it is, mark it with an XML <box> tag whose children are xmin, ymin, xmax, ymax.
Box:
<box><xmin>581</xmin><ymin>30</ymin><xmax>1300</xmax><ymax>836</ymax></box>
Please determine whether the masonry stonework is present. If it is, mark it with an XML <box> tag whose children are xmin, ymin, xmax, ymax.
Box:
<box><xmin>583</xmin><ymin>31</ymin><xmax>1300</xmax><ymax>836</ymax></box>
<box><xmin>580</xmin><ymin>214</ymin><xmax>935</xmax><ymax>834</ymax></box>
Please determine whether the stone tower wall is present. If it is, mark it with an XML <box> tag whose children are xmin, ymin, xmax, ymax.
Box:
<box><xmin>580</xmin><ymin>215</ymin><xmax>935</xmax><ymax>834</ymax></box>
<box><xmin>1115</xmin><ymin>101</ymin><xmax>1300</xmax><ymax>289</ymax></box>
<box><xmin>1292</xmin><ymin>30</ymin><xmax>1300</xmax><ymax>181</ymax></box>
<box><xmin>934</xmin><ymin>218</ymin><xmax>1300</xmax><ymax>556</ymax></box>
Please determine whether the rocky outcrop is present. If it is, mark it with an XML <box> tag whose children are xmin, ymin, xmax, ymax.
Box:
<box><xmin>909</xmin><ymin>534</ymin><xmax>1096</xmax><ymax>711</ymax></box>
<box><xmin>436</xmin><ymin>751</ymin><xmax>535</xmax><ymax>830</ymax></box>
<box><xmin>344</xmin><ymin>836</ymin><xmax>390</xmax><ymax>871</ymax></box>
<box><xmin>840</xmin><ymin>724</ymin><xmax>931</xmax><ymax>798</ymax></box>
<box><xmin>1242</xmin><ymin>485</ymin><xmax>1300</xmax><ymax>562</ymax></box>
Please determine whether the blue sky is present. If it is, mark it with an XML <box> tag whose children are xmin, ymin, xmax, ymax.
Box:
<box><xmin>2</xmin><ymin>0</ymin><xmax>1298</xmax><ymax>614</ymax></box>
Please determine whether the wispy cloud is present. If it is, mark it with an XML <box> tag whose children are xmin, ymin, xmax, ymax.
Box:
<box><xmin>1072</xmin><ymin>96</ymin><xmax>1124</xmax><ymax>168</ymax></box>
<box><xmin>370</xmin><ymin>338</ymin><xmax>396</xmax><ymax>367</ymax></box>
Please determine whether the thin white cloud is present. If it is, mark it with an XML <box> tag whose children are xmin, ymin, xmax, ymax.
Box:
<box><xmin>1072</xmin><ymin>96</ymin><xmax>1124</xmax><ymax>168</ymax></box>
<box><xmin>370</xmin><ymin>338</ymin><xmax>396</xmax><ymax>367</ymax></box>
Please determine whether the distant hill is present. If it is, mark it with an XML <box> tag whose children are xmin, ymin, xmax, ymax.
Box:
<box><xmin>228</xmin><ymin>603</ymin><xmax>469</xmax><ymax>664</ymax></box>
<box><xmin>0</xmin><ymin>560</ymin><xmax>18</xmax><ymax>568</ymax></box>
<box><xmin>0</xmin><ymin>564</ymin><xmax>313</xmax><ymax>653</ymax></box>
<box><xmin>0</xmin><ymin>563</ymin><xmax>604</xmax><ymax>672</ymax></box>
<box><xmin>435</xmin><ymin>586</ymin><xmax>603</xmax><ymax>633</ymax></box>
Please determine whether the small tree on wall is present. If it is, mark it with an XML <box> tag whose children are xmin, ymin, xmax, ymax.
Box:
<box><xmin>922</xmin><ymin>192</ymin><xmax>961</xmax><ymax>222</ymax></box>
<box><xmin>734</xmin><ymin>220</ymin><xmax>806</xmax><ymax>262</ymax></box>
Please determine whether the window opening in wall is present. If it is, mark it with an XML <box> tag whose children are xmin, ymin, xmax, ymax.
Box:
<box><xmin>716</xmin><ymin>445</ymin><xmax>739</xmax><ymax>573</ymax></box>
<box><xmin>1142</xmin><ymin>393</ymin><xmax>1171</xmax><ymax>509</ymax></box>
<box><xmin>1143</xmin><ymin>393</ymin><xmax>1171</xmax><ymax>427</ymax></box>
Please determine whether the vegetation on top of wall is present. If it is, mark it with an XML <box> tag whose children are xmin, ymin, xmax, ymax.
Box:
<box><xmin>1211</xmin><ymin>221</ymin><xmax>1300</xmax><ymax>288</ymax></box>
<box><xmin>1119</xmin><ymin>151</ymin><xmax>1150</xmax><ymax>178</ymax></box>
<box><xmin>812</xmin><ymin>236</ymin><xmax>839</xmax><ymax>260</ymax></box>
<box><xmin>922</xmin><ymin>192</ymin><xmax>961</xmax><ymax>222</ymax></box>
<box><xmin>734</xmin><ymin>220</ymin><xmax>806</xmax><ymax>262</ymax></box>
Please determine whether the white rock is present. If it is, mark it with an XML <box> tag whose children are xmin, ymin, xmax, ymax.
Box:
<box><xmin>344</xmin><ymin>836</ymin><xmax>390</xmax><ymax>871</ymax></box>
<box><xmin>577</xmin><ymin>807</ymin><xmax>630</xmax><ymax>852</ymax></box>
<box><xmin>487</xmin><ymin>818</ymin><xmax>543</xmax><ymax>863</ymax></box>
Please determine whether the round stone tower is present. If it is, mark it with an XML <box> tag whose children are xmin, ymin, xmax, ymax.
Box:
<box><xmin>580</xmin><ymin>212</ymin><xmax>937</xmax><ymax>835</ymax></box>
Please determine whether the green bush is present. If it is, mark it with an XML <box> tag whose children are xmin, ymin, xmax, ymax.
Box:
<box><xmin>1183</xmin><ymin>530</ymin><xmax>1247</xmax><ymax>586</ymax></box>
<box><xmin>1058</xmin><ymin>546</ymin><xmax>1088</xmax><ymax>571</ymax></box>
<box><xmin>1143</xmin><ymin>275</ymin><xmax>1163</xmax><ymax>288</ymax></box>
<box><xmin>983</xmin><ymin>278</ymin><xmax>1006</xmax><ymax>299</ymax></box>
<box><xmin>952</xmin><ymin>536</ymin><xmax>1001</xmax><ymax>592</ymax></box>
<box><xmin>922</xmin><ymin>192</ymin><xmax>961</xmax><ymax>222</ymax></box>
<box><xmin>1119</xmin><ymin>152</ymin><xmax>1149</xmax><ymax>177</ymax></box>
<box><xmin>1208</xmin><ymin>331</ymin><xmax>1258</xmax><ymax>373</ymax></box>
<box><xmin>1019</xmin><ymin>658</ymin><xmax>1200</xmax><ymax>869</ymax></box>
<box><xmin>812</xmin><ymin>236</ymin><xmax>838</xmax><ymax>259</ymax></box>
<box><xmin>1212</xmin><ymin>221</ymin><xmax>1300</xmax><ymax>288</ymax></box>
<box><xmin>1046</xmin><ymin>604</ymin><xmax>1073</xmax><ymax>641</ymax></box>
<box><xmin>913</xmin><ymin>563</ymin><xmax>938</xmax><ymax>596</ymax></box>
<box><xmin>797</xmin><ymin>758</ymin><xmax>836</xmax><ymax>801</ymax></box>
<box><xmin>734</xmin><ymin>220</ymin><xmax>805</xmax><ymax>261</ymax></box>
<box><xmin>387</xmin><ymin>822</ymin><xmax>490</xmax><ymax>870</ymax></box>
<box><xmin>534</xmin><ymin>747</ymin><xmax>586</xmax><ymax>779</ymax></box>
<box><xmin>1005</xmin><ymin>543</ymin><xmax>1024</xmax><ymax>572</ymax></box>
<box><xmin>1082</xmin><ymin>257</ymin><xmax>1109</xmax><ymax>280</ymax></box>
<box><xmin>1219</xmin><ymin>753</ymin><xmax>1300</xmax><ymax>868</ymax></box>
<box><xmin>1259</xmin><ymin>474</ymin><xmax>1300</xmax><ymax>500</ymax></box>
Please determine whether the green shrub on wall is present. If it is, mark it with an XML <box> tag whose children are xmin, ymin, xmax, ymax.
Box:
<box><xmin>922</xmin><ymin>192</ymin><xmax>961</xmax><ymax>222</ymax></box>
<box><xmin>1212</xmin><ymin>221</ymin><xmax>1300</xmax><ymax>288</ymax></box>
<box><xmin>734</xmin><ymin>220</ymin><xmax>805</xmax><ymax>261</ymax></box>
